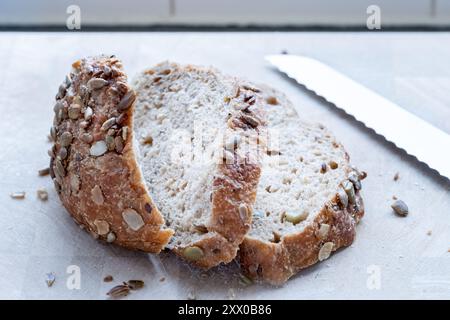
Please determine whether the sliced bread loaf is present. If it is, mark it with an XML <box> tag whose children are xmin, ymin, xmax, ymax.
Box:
<box><xmin>132</xmin><ymin>62</ymin><xmax>267</xmax><ymax>267</ymax></box>
<box><xmin>50</xmin><ymin>57</ymin><xmax>267</xmax><ymax>268</ymax></box>
<box><xmin>238</xmin><ymin>87</ymin><xmax>365</xmax><ymax>285</ymax></box>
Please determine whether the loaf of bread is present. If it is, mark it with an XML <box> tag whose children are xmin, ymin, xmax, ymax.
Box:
<box><xmin>49</xmin><ymin>56</ymin><xmax>267</xmax><ymax>268</ymax></box>
<box><xmin>238</xmin><ymin>87</ymin><xmax>365</xmax><ymax>285</ymax></box>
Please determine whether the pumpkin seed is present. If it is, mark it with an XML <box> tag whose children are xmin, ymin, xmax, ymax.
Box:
<box><xmin>59</xmin><ymin>132</ymin><xmax>73</xmax><ymax>147</ymax></box>
<box><xmin>106</xmin><ymin>232</ymin><xmax>116</xmax><ymax>243</ymax></box>
<box><xmin>91</xmin><ymin>185</ymin><xmax>104</xmax><ymax>205</ymax></box>
<box><xmin>239</xmin><ymin>204</ymin><xmax>248</xmax><ymax>221</ymax></box>
<box><xmin>342</xmin><ymin>180</ymin><xmax>356</xmax><ymax>204</ymax></box>
<box><xmin>107</xmin><ymin>284</ymin><xmax>130</xmax><ymax>298</ymax></box>
<box><xmin>38</xmin><ymin>167</ymin><xmax>50</xmax><ymax>176</ymax></box>
<box><xmin>284</xmin><ymin>211</ymin><xmax>308</xmax><ymax>225</ymax></box>
<box><xmin>101</xmin><ymin>117</ymin><xmax>116</xmax><ymax>131</ymax></box>
<box><xmin>84</xmin><ymin>107</ymin><xmax>93</xmax><ymax>120</ymax></box>
<box><xmin>337</xmin><ymin>188</ymin><xmax>348</xmax><ymax>208</ymax></box>
<box><xmin>10</xmin><ymin>191</ymin><xmax>25</xmax><ymax>199</ymax></box>
<box><xmin>318</xmin><ymin>223</ymin><xmax>330</xmax><ymax>238</ymax></box>
<box><xmin>391</xmin><ymin>199</ymin><xmax>408</xmax><ymax>217</ymax></box>
<box><xmin>46</xmin><ymin>272</ymin><xmax>56</xmax><ymax>287</ymax></box>
<box><xmin>122</xmin><ymin>208</ymin><xmax>144</xmax><ymax>231</ymax></box>
<box><xmin>318</xmin><ymin>242</ymin><xmax>334</xmax><ymax>261</ymax></box>
<box><xmin>37</xmin><ymin>188</ymin><xmax>48</xmax><ymax>201</ymax></box>
<box><xmin>68</xmin><ymin>104</ymin><xmax>81</xmax><ymax>119</ymax></box>
<box><xmin>117</xmin><ymin>90</ymin><xmax>136</xmax><ymax>111</ymax></box>
<box><xmin>87</xmin><ymin>77</ymin><xmax>108</xmax><ymax>90</ymax></box>
<box><xmin>94</xmin><ymin>219</ymin><xmax>109</xmax><ymax>235</ymax></box>
<box><xmin>90</xmin><ymin>140</ymin><xmax>108</xmax><ymax>157</ymax></box>
<box><xmin>127</xmin><ymin>280</ymin><xmax>144</xmax><ymax>290</ymax></box>
<box><xmin>183</xmin><ymin>246</ymin><xmax>204</xmax><ymax>261</ymax></box>
<box><xmin>80</xmin><ymin>133</ymin><xmax>93</xmax><ymax>144</ymax></box>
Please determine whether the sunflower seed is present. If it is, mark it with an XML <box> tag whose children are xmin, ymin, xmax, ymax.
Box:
<box><xmin>116</xmin><ymin>112</ymin><xmax>127</xmax><ymax>125</ymax></box>
<box><xmin>106</xmin><ymin>284</ymin><xmax>130</xmax><ymax>298</ymax></box>
<box><xmin>121</xmin><ymin>126</ymin><xmax>129</xmax><ymax>141</ymax></box>
<box><xmin>183</xmin><ymin>246</ymin><xmax>204</xmax><ymax>261</ymax></box>
<box><xmin>46</xmin><ymin>272</ymin><xmax>56</xmax><ymax>287</ymax></box>
<box><xmin>127</xmin><ymin>280</ymin><xmax>144</xmax><ymax>290</ymax></box>
<box><xmin>391</xmin><ymin>199</ymin><xmax>408</xmax><ymax>217</ymax></box>
<box><xmin>106</xmin><ymin>232</ymin><xmax>116</xmax><ymax>243</ymax></box>
<box><xmin>10</xmin><ymin>191</ymin><xmax>25</xmax><ymax>199</ymax></box>
<box><xmin>57</xmin><ymin>147</ymin><xmax>68</xmax><ymax>160</ymax></box>
<box><xmin>53</xmin><ymin>179</ymin><xmax>61</xmax><ymax>193</ymax></box>
<box><xmin>117</xmin><ymin>90</ymin><xmax>136</xmax><ymax>111</ymax></box>
<box><xmin>103</xmin><ymin>275</ymin><xmax>113</xmax><ymax>282</ymax></box>
<box><xmin>37</xmin><ymin>188</ymin><xmax>48</xmax><ymax>201</ymax></box>
<box><xmin>105</xmin><ymin>135</ymin><xmax>115</xmax><ymax>151</ymax></box>
<box><xmin>68</xmin><ymin>104</ymin><xmax>81</xmax><ymax>120</ymax></box>
<box><xmin>337</xmin><ymin>188</ymin><xmax>348</xmax><ymax>208</ymax></box>
<box><xmin>114</xmin><ymin>136</ymin><xmax>124</xmax><ymax>153</ymax></box>
<box><xmin>101</xmin><ymin>117</ymin><xmax>116</xmax><ymax>131</ymax></box>
<box><xmin>342</xmin><ymin>180</ymin><xmax>356</xmax><ymax>204</ymax></box>
<box><xmin>55</xmin><ymin>159</ymin><xmax>66</xmax><ymax>177</ymax></box>
<box><xmin>348</xmin><ymin>172</ymin><xmax>361</xmax><ymax>190</ymax></box>
<box><xmin>91</xmin><ymin>185</ymin><xmax>104</xmax><ymax>205</ymax></box>
<box><xmin>64</xmin><ymin>74</ymin><xmax>72</xmax><ymax>87</ymax></box>
<box><xmin>94</xmin><ymin>219</ymin><xmax>110</xmax><ymax>235</ymax></box>
<box><xmin>57</xmin><ymin>84</ymin><xmax>66</xmax><ymax>99</ymax></box>
<box><xmin>69</xmin><ymin>174</ymin><xmax>80</xmax><ymax>193</ymax></box>
<box><xmin>59</xmin><ymin>132</ymin><xmax>73</xmax><ymax>147</ymax></box>
<box><xmin>87</xmin><ymin>78</ymin><xmax>108</xmax><ymax>90</ymax></box>
<box><xmin>90</xmin><ymin>140</ymin><xmax>108</xmax><ymax>157</ymax></box>
<box><xmin>38</xmin><ymin>168</ymin><xmax>50</xmax><ymax>176</ymax></box>
<box><xmin>122</xmin><ymin>208</ymin><xmax>144</xmax><ymax>231</ymax></box>
<box><xmin>50</xmin><ymin>126</ymin><xmax>57</xmax><ymax>141</ymax></box>
<box><xmin>318</xmin><ymin>242</ymin><xmax>334</xmax><ymax>261</ymax></box>
<box><xmin>54</xmin><ymin>101</ymin><xmax>64</xmax><ymax>114</ymax></box>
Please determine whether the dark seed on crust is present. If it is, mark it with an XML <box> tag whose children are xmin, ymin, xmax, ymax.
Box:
<box><xmin>101</xmin><ymin>117</ymin><xmax>116</xmax><ymax>131</ymax></box>
<box><xmin>80</xmin><ymin>133</ymin><xmax>93</xmax><ymax>144</ymax></box>
<box><xmin>117</xmin><ymin>90</ymin><xmax>136</xmax><ymax>111</ymax></box>
<box><xmin>144</xmin><ymin>203</ymin><xmax>152</xmax><ymax>213</ymax></box>
<box><xmin>105</xmin><ymin>135</ymin><xmax>115</xmax><ymax>151</ymax></box>
<box><xmin>114</xmin><ymin>136</ymin><xmax>124</xmax><ymax>153</ymax></box>
<box><xmin>57</xmin><ymin>147</ymin><xmax>68</xmax><ymax>160</ymax></box>
<box><xmin>57</xmin><ymin>84</ymin><xmax>66</xmax><ymax>99</ymax></box>
<box><xmin>116</xmin><ymin>112</ymin><xmax>128</xmax><ymax>125</ymax></box>
<box><xmin>50</xmin><ymin>126</ymin><xmax>57</xmax><ymax>141</ymax></box>
<box><xmin>55</xmin><ymin>159</ymin><xmax>66</xmax><ymax>177</ymax></box>
<box><xmin>392</xmin><ymin>199</ymin><xmax>408</xmax><ymax>217</ymax></box>
<box><xmin>53</xmin><ymin>179</ymin><xmax>61</xmax><ymax>193</ymax></box>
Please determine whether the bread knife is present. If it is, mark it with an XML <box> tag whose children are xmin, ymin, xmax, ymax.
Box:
<box><xmin>266</xmin><ymin>54</ymin><xmax>450</xmax><ymax>180</ymax></box>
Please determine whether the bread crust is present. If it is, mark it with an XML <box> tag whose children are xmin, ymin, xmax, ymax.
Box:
<box><xmin>49</xmin><ymin>55</ymin><xmax>173</xmax><ymax>252</ymax></box>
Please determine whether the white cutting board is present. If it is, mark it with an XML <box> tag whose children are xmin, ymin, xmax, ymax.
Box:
<box><xmin>1</xmin><ymin>32</ymin><xmax>450</xmax><ymax>300</ymax></box>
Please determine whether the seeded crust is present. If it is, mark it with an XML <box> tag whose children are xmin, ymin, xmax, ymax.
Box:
<box><xmin>49</xmin><ymin>55</ymin><xmax>173</xmax><ymax>252</ymax></box>
<box><xmin>238</xmin><ymin>88</ymin><xmax>365</xmax><ymax>285</ymax></box>
<box><xmin>132</xmin><ymin>62</ymin><xmax>267</xmax><ymax>268</ymax></box>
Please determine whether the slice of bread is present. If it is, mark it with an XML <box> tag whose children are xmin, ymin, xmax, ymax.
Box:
<box><xmin>132</xmin><ymin>62</ymin><xmax>267</xmax><ymax>267</ymax></box>
<box><xmin>238</xmin><ymin>87</ymin><xmax>365</xmax><ymax>285</ymax></box>
<box><xmin>50</xmin><ymin>56</ymin><xmax>267</xmax><ymax>268</ymax></box>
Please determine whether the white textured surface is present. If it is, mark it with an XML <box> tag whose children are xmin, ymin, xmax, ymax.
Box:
<box><xmin>0</xmin><ymin>32</ymin><xmax>450</xmax><ymax>300</ymax></box>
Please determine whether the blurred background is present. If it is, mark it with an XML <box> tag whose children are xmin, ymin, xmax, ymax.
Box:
<box><xmin>0</xmin><ymin>0</ymin><xmax>449</xmax><ymax>29</ymax></box>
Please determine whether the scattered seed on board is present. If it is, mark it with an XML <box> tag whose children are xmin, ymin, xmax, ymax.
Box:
<box><xmin>107</xmin><ymin>284</ymin><xmax>130</xmax><ymax>298</ymax></box>
<box><xmin>393</xmin><ymin>172</ymin><xmax>400</xmax><ymax>181</ymax></box>
<box><xmin>103</xmin><ymin>275</ymin><xmax>113</xmax><ymax>282</ymax></box>
<box><xmin>127</xmin><ymin>280</ymin><xmax>145</xmax><ymax>290</ymax></box>
<box><xmin>46</xmin><ymin>272</ymin><xmax>56</xmax><ymax>287</ymax></box>
<box><xmin>37</xmin><ymin>189</ymin><xmax>48</xmax><ymax>201</ymax></box>
<box><xmin>10</xmin><ymin>192</ymin><xmax>25</xmax><ymax>199</ymax></box>
<box><xmin>427</xmin><ymin>230</ymin><xmax>432</xmax><ymax>236</ymax></box>
<box><xmin>159</xmin><ymin>277</ymin><xmax>166</xmax><ymax>282</ymax></box>
<box><xmin>183</xmin><ymin>246</ymin><xmax>204</xmax><ymax>261</ymax></box>
<box><xmin>391</xmin><ymin>199</ymin><xmax>409</xmax><ymax>217</ymax></box>
<box><xmin>38</xmin><ymin>168</ymin><xmax>50</xmax><ymax>176</ymax></box>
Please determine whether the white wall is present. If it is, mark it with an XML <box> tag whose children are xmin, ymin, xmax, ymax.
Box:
<box><xmin>0</xmin><ymin>0</ymin><xmax>448</xmax><ymax>26</ymax></box>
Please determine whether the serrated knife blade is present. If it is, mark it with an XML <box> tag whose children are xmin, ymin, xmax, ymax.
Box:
<box><xmin>266</xmin><ymin>54</ymin><xmax>450</xmax><ymax>179</ymax></box>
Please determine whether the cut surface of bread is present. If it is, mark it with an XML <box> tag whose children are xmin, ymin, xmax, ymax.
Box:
<box><xmin>132</xmin><ymin>62</ymin><xmax>267</xmax><ymax>267</ymax></box>
<box><xmin>239</xmin><ymin>87</ymin><xmax>365</xmax><ymax>285</ymax></box>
